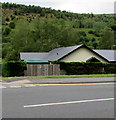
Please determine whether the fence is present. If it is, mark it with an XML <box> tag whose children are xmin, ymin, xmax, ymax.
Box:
<box><xmin>25</xmin><ymin>64</ymin><xmax>60</xmax><ymax>76</ymax></box>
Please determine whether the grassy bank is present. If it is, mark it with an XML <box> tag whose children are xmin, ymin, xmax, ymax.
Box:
<box><xmin>1</xmin><ymin>74</ymin><xmax>116</xmax><ymax>80</ymax></box>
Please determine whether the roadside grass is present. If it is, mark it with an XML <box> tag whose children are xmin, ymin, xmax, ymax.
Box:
<box><xmin>1</xmin><ymin>74</ymin><xmax>116</xmax><ymax>80</ymax></box>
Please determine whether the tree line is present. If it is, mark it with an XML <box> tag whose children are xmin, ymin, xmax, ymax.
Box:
<box><xmin>2</xmin><ymin>2</ymin><xmax>116</xmax><ymax>61</ymax></box>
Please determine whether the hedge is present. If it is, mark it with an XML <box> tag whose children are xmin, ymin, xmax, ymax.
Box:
<box><xmin>2</xmin><ymin>61</ymin><xmax>27</xmax><ymax>77</ymax></box>
<box><xmin>58</xmin><ymin>62</ymin><xmax>116</xmax><ymax>75</ymax></box>
<box><xmin>2</xmin><ymin>61</ymin><xmax>116</xmax><ymax>77</ymax></box>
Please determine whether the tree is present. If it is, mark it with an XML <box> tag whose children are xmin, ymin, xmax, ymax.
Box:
<box><xmin>93</xmin><ymin>22</ymin><xmax>107</xmax><ymax>32</ymax></box>
<box><xmin>9</xmin><ymin>22</ymin><xmax>15</xmax><ymax>29</ymax></box>
<box><xmin>100</xmin><ymin>29</ymin><xmax>114</xmax><ymax>49</ymax></box>
<box><xmin>11</xmin><ymin>15</ymin><xmax>15</xmax><ymax>20</ymax></box>
<box><xmin>2</xmin><ymin>43</ymin><xmax>12</xmax><ymax>59</ymax></box>
<box><xmin>5</xmin><ymin>17</ymin><xmax>10</xmax><ymax>21</ymax></box>
<box><xmin>79</xmin><ymin>21</ymin><xmax>84</xmax><ymax>28</ymax></box>
<box><xmin>111</xmin><ymin>24</ymin><xmax>116</xmax><ymax>31</ymax></box>
<box><xmin>9</xmin><ymin>19</ymin><xmax>35</xmax><ymax>58</ymax></box>
<box><xmin>40</xmin><ymin>11</ymin><xmax>45</xmax><ymax>17</ymax></box>
<box><xmin>92</xmin><ymin>42</ymin><xmax>98</xmax><ymax>49</ymax></box>
<box><xmin>3</xmin><ymin>27</ymin><xmax>11</xmax><ymax>36</ymax></box>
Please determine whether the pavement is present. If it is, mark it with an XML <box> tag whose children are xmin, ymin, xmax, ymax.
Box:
<box><xmin>1</xmin><ymin>77</ymin><xmax>115</xmax><ymax>85</ymax></box>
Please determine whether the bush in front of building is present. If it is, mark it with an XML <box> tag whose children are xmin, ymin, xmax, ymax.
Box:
<box><xmin>2</xmin><ymin>61</ymin><xmax>27</xmax><ymax>77</ymax></box>
<box><xmin>103</xmin><ymin>63</ymin><xmax>116</xmax><ymax>74</ymax></box>
<box><xmin>58</xmin><ymin>62</ymin><xmax>116</xmax><ymax>75</ymax></box>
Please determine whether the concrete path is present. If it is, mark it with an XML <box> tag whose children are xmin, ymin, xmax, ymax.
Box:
<box><xmin>1</xmin><ymin>77</ymin><xmax>115</xmax><ymax>85</ymax></box>
<box><xmin>27</xmin><ymin>77</ymin><xmax>115</xmax><ymax>84</ymax></box>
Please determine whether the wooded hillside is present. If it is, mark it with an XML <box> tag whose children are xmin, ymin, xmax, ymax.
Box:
<box><xmin>2</xmin><ymin>2</ymin><xmax>116</xmax><ymax>60</ymax></box>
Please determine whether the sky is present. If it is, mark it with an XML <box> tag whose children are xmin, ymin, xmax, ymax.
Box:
<box><xmin>0</xmin><ymin>0</ymin><xmax>115</xmax><ymax>14</ymax></box>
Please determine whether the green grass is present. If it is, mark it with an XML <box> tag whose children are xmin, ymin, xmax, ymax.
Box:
<box><xmin>1</xmin><ymin>74</ymin><xmax>116</xmax><ymax>80</ymax></box>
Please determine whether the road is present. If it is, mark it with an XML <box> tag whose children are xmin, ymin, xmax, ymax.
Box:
<box><xmin>2</xmin><ymin>82</ymin><xmax>114</xmax><ymax>118</ymax></box>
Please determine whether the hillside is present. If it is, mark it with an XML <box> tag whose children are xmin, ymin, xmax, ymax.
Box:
<box><xmin>1</xmin><ymin>2</ymin><xmax>116</xmax><ymax>60</ymax></box>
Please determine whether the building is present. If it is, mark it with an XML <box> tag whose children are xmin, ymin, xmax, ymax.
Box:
<box><xmin>20</xmin><ymin>44</ymin><xmax>116</xmax><ymax>63</ymax></box>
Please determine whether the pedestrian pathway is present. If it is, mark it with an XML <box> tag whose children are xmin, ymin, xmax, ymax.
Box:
<box><xmin>0</xmin><ymin>77</ymin><xmax>115</xmax><ymax>89</ymax></box>
<box><xmin>0</xmin><ymin>84</ymin><xmax>49</xmax><ymax>89</ymax></box>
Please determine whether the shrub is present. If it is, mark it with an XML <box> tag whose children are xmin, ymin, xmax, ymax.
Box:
<box><xmin>5</xmin><ymin>17</ymin><xmax>10</xmax><ymax>21</ymax></box>
<box><xmin>103</xmin><ymin>63</ymin><xmax>116</xmax><ymax>74</ymax></box>
<box><xmin>11</xmin><ymin>15</ymin><xmax>15</xmax><ymax>20</ymax></box>
<box><xmin>111</xmin><ymin>24</ymin><xmax>116</xmax><ymax>31</ymax></box>
<box><xmin>2</xmin><ymin>61</ymin><xmax>27</xmax><ymax>77</ymax></box>
<box><xmin>9</xmin><ymin>22</ymin><xmax>15</xmax><ymax>29</ymax></box>
<box><xmin>88</xmin><ymin>30</ymin><xmax>94</xmax><ymax>34</ymax></box>
<box><xmin>79</xmin><ymin>31</ymin><xmax>86</xmax><ymax>36</ymax></box>
<box><xmin>59</xmin><ymin>62</ymin><xmax>116</xmax><ymax>75</ymax></box>
<box><xmin>2</xmin><ymin>62</ymin><xmax>10</xmax><ymax>77</ymax></box>
<box><xmin>3</xmin><ymin>27</ymin><xmax>11</xmax><ymax>36</ymax></box>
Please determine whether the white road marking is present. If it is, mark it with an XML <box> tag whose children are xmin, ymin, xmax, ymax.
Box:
<box><xmin>39</xmin><ymin>85</ymin><xmax>49</xmax><ymax>87</ymax></box>
<box><xmin>24</xmin><ymin>85</ymin><xmax>37</xmax><ymax>87</ymax></box>
<box><xmin>10</xmin><ymin>86</ymin><xmax>22</xmax><ymax>88</ymax></box>
<box><xmin>1</xmin><ymin>85</ymin><xmax>37</xmax><ymax>89</ymax></box>
<box><xmin>24</xmin><ymin>98</ymin><xmax>114</xmax><ymax>108</ymax></box>
<box><xmin>0</xmin><ymin>86</ymin><xmax>6</xmax><ymax>88</ymax></box>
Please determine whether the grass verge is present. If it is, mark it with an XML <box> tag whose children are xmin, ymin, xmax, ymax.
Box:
<box><xmin>1</xmin><ymin>74</ymin><xmax>116</xmax><ymax>80</ymax></box>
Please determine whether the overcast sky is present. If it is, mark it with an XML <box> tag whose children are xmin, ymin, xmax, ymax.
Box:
<box><xmin>0</xmin><ymin>0</ymin><xmax>115</xmax><ymax>14</ymax></box>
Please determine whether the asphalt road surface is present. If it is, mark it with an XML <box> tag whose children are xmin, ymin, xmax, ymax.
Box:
<box><xmin>2</xmin><ymin>82</ymin><xmax>114</xmax><ymax>118</ymax></box>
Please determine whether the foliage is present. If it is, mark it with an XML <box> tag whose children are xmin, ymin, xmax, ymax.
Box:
<box><xmin>2</xmin><ymin>2</ymin><xmax>116</xmax><ymax>60</ymax></box>
<box><xmin>99</xmin><ymin>28</ymin><xmax>114</xmax><ymax>49</ymax></box>
<box><xmin>111</xmin><ymin>24</ymin><xmax>116</xmax><ymax>31</ymax></box>
<box><xmin>3</xmin><ymin>27</ymin><xmax>11</xmax><ymax>36</ymax></box>
<box><xmin>2</xmin><ymin>61</ymin><xmax>27</xmax><ymax>77</ymax></box>
<box><xmin>9</xmin><ymin>22</ymin><xmax>15</xmax><ymax>29</ymax></box>
<box><xmin>58</xmin><ymin>62</ymin><xmax>116</xmax><ymax>75</ymax></box>
<box><xmin>5</xmin><ymin>17</ymin><xmax>9</xmax><ymax>21</ymax></box>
